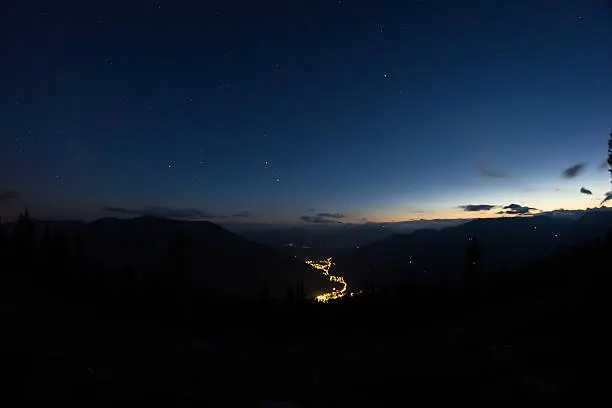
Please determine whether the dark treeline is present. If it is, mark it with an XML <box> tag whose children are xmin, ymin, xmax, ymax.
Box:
<box><xmin>1</xmin><ymin>209</ymin><xmax>608</xmax><ymax>405</ymax></box>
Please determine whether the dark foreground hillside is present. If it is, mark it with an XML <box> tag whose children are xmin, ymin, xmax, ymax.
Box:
<box><xmin>1</xmin><ymin>213</ymin><xmax>608</xmax><ymax>406</ymax></box>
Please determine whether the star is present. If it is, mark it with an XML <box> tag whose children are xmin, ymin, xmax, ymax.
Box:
<box><xmin>384</xmin><ymin>72</ymin><xmax>389</xmax><ymax>78</ymax></box>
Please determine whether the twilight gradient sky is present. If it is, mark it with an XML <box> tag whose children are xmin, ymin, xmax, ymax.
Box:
<box><xmin>1</xmin><ymin>0</ymin><xmax>611</xmax><ymax>224</ymax></box>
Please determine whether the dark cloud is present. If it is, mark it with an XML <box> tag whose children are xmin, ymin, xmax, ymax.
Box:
<box><xmin>497</xmin><ymin>203</ymin><xmax>538</xmax><ymax>215</ymax></box>
<box><xmin>478</xmin><ymin>163</ymin><xmax>507</xmax><ymax>178</ymax></box>
<box><xmin>580</xmin><ymin>187</ymin><xmax>593</xmax><ymax>195</ymax></box>
<box><xmin>601</xmin><ymin>192</ymin><xmax>612</xmax><ymax>206</ymax></box>
<box><xmin>317</xmin><ymin>212</ymin><xmax>345</xmax><ymax>219</ymax></box>
<box><xmin>231</xmin><ymin>210</ymin><xmax>251</xmax><ymax>218</ymax></box>
<box><xmin>307</xmin><ymin>208</ymin><xmax>315</xmax><ymax>212</ymax></box>
<box><xmin>562</xmin><ymin>163</ymin><xmax>586</xmax><ymax>178</ymax></box>
<box><xmin>0</xmin><ymin>188</ymin><xmax>19</xmax><ymax>204</ymax></box>
<box><xmin>300</xmin><ymin>215</ymin><xmax>341</xmax><ymax>224</ymax></box>
<box><xmin>103</xmin><ymin>206</ymin><xmax>215</xmax><ymax>220</ymax></box>
<box><xmin>459</xmin><ymin>204</ymin><xmax>497</xmax><ymax>212</ymax></box>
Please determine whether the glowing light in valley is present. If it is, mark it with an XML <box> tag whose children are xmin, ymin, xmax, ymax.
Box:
<box><xmin>305</xmin><ymin>257</ymin><xmax>348</xmax><ymax>303</ymax></box>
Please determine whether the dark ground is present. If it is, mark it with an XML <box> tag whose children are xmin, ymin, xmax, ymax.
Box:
<box><xmin>3</xmin><ymin>280</ymin><xmax>603</xmax><ymax>407</ymax></box>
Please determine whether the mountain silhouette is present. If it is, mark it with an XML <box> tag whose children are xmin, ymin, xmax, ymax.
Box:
<box><xmin>338</xmin><ymin>208</ymin><xmax>612</xmax><ymax>289</ymax></box>
<box><xmin>26</xmin><ymin>216</ymin><xmax>330</xmax><ymax>299</ymax></box>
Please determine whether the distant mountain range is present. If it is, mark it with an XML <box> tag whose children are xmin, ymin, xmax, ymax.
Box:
<box><xmin>335</xmin><ymin>208</ymin><xmax>612</xmax><ymax>289</ymax></box>
<box><xmin>228</xmin><ymin>218</ymin><xmax>469</xmax><ymax>255</ymax></box>
<box><xmin>3</xmin><ymin>216</ymin><xmax>330</xmax><ymax>300</ymax></box>
<box><xmin>4</xmin><ymin>208</ymin><xmax>610</xmax><ymax>297</ymax></box>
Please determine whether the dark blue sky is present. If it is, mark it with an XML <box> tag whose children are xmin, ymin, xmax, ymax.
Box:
<box><xmin>1</xmin><ymin>0</ymin><xmax>611</xmax><ymax>224</ymax></box>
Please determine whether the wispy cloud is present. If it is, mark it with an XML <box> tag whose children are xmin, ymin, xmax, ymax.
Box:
<box><xmin>459</xmin><ymin>204</ymin><xmax>497</xmax><ymax>212</ymax></box>
<box><xmin>300</xmin><ymin>215</ymin><xmax>342</xmax><ymax>224</ymax></box>
<box><xmin>231</xmin><ymin>210</ymin><xmax>251</xmax><ymax>218</ymax></box>
<box><xmin>478</xmin><ymin>162</ymin><xmax>507</xmax><ymax>178</ymax></box>
<box><xmin>497</xmin><ymin>203</ymin><xmax>538</xmax><ymax>215</ymax></box>
<box><xmin>0</xmin><ymin>188</ymin><xmax>19</xmax><ymax>204</ymax></box>
<box><xmin>317</xmin><ymin>213</ymin><xmax>345</xmax><ymax>219</ymax></box>
<box><xmin>601</xmin><ymin>192</ymin><xmax>612</xmax><ymax>206</ymax></box>
<box><xmin>562</xmin><ymin>163</ymin><xmax>586</xmax><ymax>179</ymax></box>
<box><xmin>103</xmin><ymin>205</ymin><xmax>215</xmax><ymax>220</ymax></box>
<box><xmin>580</xmin><ymin>187</ymin><xmax>593</xmax><ymax>195</ymax></box>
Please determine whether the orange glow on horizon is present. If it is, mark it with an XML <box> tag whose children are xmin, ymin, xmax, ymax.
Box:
<box><xmin>359</xmin><ymin>204</ymin><xmax>610</xmax><ymax>224</ymax></box>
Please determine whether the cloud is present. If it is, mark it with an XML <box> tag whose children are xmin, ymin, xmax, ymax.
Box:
<box><xmin>307</xmin><ymin>208</ymin><xmax>315</xmax><ymax>212</ymax></box>
<box><xmin>562</xmin><ymin>163</ymin><xmax>586</xmax><ymax>178</ymax></box>
<box><xmin>497</xmin><ymin>203</ymin><xmax>538</xmax><ymax>215</ymax></box>
<box><xmin>300</xmin><ymin>215</ymin><xmax>341</xmax><ymax>224</ymax></box>
<box><xmin>299</xmin><ymin>212</ymin><xmax>346</xmax><ymax>223</ymax></box>
<box><xmin>478</xmin><ymin>163</ymin><xmax>507</xmax><ymax>178</ymax></box>
<box><xmin>317</xmin><ymin>212</ymin><xmax>345</xmax><ymax>219</ymax></box>
<box><xmin>580</xmin><ymin>187</ymin><xmax>593</xmax><ymax>195</ymax></box>
<box><xmin>459</xmin><ymin>204</ymin><xmax>497</xmax><ymax>212</ymax></box>
<box><xmin>601</xmin><ymin>192</ymin><xmax>612</xmax><ymax>206</ymax></box>
<box><xmin>231</xmin><ymin>210</ymin><xmax>251</xmax><ymax>218</ymax></box>
<box><xmin>0</xmin><ymin>188</ymin><xmax>19</xmax><ymax>204</ymax></box>
<box><xmin>103</xmin><ymin>206</ymin><xmax>215</xmax><ymax>220</ymax></box>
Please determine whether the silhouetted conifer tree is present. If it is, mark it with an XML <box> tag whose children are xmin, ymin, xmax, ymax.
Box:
<box><xmin>284</xmin><ymin>284</ymin><xmax>295</xmax><ymax>304</ymax></box>
<box><xmin>0</xmin><ymin>216</ymin><xmax>7</xmax><ymax>296</ymax></box>
<box><xmin>168</xmin><ymin>232</ymin><xmax>193</xmax><ymax>314</ymax></box>
<box><xmin>260</xmin><ymin>281</ymin><xmax>270</xmax><ymax>302</ymax></box>
<box><xmin>608</xmin><ymin>129</ymin><xmax>612</xmax><ymax>181</ymax></box>
<box><xmin>10</xmin><ymin>208</ymin><xmax>36</xmax><ymax>290</ymax></box>
<box><xmin>12</xmin><ymin>208</ymin><xmax>36</xmax><ymax>253</ymax></box>
<box><xmin>461</xmin><ymin>237</ymin><xmax>482</xmax><ymax>288</ymax></box>
<box><xmin>0</xmin><ymin>216</ymin><xmax>6</xmax><ymax>249</ymax></box>
<box><xmin>296</xmin><ymin>279</ymin><xmax>305</xmax><ymax>301</ymax></box>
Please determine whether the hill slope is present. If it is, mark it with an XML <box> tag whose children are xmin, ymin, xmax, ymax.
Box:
<box><xmin>338</xmin><ymin>209</ymin><xmax>612</xmax><ymax>288</ymax></box>
<box><xmin>42</xmin><ymin>216</ymin><xmax>330</xmax><ymax>300</ymax></box>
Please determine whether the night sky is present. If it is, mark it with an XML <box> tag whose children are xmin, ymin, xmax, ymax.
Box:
<box><xmin>1</xmin><ymin>0</ymin><xmax>611</xmax><ymax>224</ymax></box>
